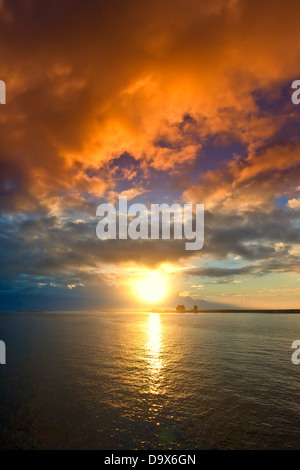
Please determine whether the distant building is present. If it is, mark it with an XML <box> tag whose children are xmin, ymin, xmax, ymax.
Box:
<box><xmin>193</xmin><ymin>305</ymin><xmax>198</xmax><ymax>313</ymax></box>
<box><xmin>176</xmin><ymin>304</ymin><xmax>185</xmax><ymax>313</ymax></box>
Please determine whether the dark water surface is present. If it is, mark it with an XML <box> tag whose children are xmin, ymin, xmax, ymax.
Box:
<box><xmin>1</xmin><ymin>311</ymin><xmax>300</xmax><ymax>449</ymax></box>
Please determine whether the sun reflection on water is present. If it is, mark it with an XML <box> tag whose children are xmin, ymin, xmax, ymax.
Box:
<box><xmin>147</xmin><ymin>313</ymin><xmax>163</xmax><ymax>389</ymax></box>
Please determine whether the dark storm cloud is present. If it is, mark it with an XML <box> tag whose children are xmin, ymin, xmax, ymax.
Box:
<box><xmin>0</xmin><ymin>204</ymin><xmax>299</xmax><ymax>288</ymax></box>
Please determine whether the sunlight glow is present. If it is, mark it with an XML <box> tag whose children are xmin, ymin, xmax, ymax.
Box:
<box><xmin>136</xmin><ymin>274</ymin><xmax>168</xmax><ymax>303</ymax></box>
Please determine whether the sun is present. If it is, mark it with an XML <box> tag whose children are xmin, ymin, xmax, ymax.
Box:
<box><xmin>136</xmin><ymin>274</ymin><xmax>168</xmax><ymax>303</ymax></box>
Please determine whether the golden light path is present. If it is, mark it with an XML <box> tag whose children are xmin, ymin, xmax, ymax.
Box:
<box><xmin>147</xmin><ymin>312</ymin><xmax>164</xmax><ymax>399</ymax></box>
<box><xmin>147</xmin><ymin>313</ymin><xmax>162</xmax><ymax>374</ymax></box>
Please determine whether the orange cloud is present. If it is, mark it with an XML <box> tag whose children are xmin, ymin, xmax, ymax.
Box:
<box><xmin>0</xmin><ymin>0</ymin><xmax>300</xmax><ymax>215</ymax></box>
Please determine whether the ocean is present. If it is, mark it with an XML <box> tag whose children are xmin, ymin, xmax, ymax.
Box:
<box><xmin>0</xmin><ymin>311</ymin><xmax>300</xmax><ymax>449</ymax></box>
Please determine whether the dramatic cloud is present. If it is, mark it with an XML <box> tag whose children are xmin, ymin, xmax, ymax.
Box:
<box><xmin>0</xmin><ymin>0</ymin><xmax>299</xmax><ymax>309</ymax></box>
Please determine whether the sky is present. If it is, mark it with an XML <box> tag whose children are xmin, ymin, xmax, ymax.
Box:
<box><xmin>0</xmin><ymin>0</ymin><xmax>300</xmax><ymax>311</ymax></box>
